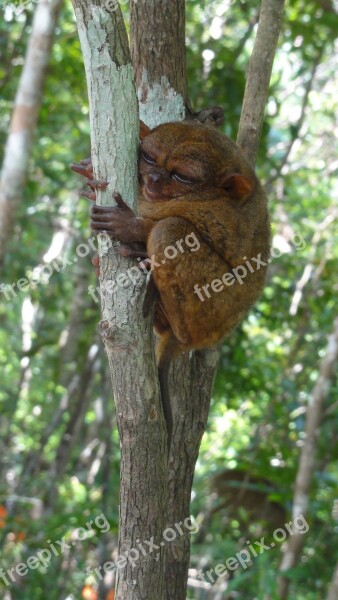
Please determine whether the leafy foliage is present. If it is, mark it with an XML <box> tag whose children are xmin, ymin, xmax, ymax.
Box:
<box><xmin>0</xmin><ymin>1</ymin><xmax>337</xmax><ymax>599</ymax></box>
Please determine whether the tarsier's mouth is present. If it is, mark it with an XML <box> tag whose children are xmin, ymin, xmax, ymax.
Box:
<box><xmin>143</xmin><ymin>184</ymin><xmax>169</xmax><ymax>202</ymax></box>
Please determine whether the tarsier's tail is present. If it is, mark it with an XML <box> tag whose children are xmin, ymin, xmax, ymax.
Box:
<box><xmin>156</xmin><ymin>331</ymin><xmax>182</xmax><ymax>458</ymax></box>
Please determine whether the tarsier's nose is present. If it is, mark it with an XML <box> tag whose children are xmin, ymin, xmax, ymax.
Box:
<box><xmin>148</xmin><ymin>172</ymin><xmax>162</xmax><ymax>184</ymax></box>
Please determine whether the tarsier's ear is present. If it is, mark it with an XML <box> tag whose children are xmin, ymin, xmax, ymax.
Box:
<box><xmin>220</xmin><ymin>173</ymin><xmax>254</xmax><ymax>201</ymax></box>
<box><xmin>140</xmin><ymin>120</ymin><xmax>152</xmax><ymax>140</ymax></box>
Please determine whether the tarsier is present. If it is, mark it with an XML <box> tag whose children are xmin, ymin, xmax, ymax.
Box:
<box><xmin>71</xmin><ymin>121</ymin><xmax>270</xmax><ymax>449</ymax></box>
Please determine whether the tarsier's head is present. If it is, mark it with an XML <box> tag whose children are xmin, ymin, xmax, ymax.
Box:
<box><xmin>138</xmin><ymin>121</ymin><xmax>257</xmax><ymax>203</ymax></box>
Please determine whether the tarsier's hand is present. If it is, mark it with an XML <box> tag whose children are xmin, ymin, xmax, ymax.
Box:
<box><xmin>91</xmin><ymin>193</ymin><xmax>141</xmax><ymax>244</ymax></box>
<box><xmin>90</xmin><ymin>193</ymin><xmax>147</xmax><ymax>276</ymax></box>
<box><xmin>70</xmin><ymin>159</ymin><xmax>147</xmax><ymax>270</ymax></box>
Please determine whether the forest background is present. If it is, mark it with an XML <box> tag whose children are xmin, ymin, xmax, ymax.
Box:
<box><xmin>0</xmin><ymin>0</ymin><xmax>337</xmax><ymax>599</ymax></box>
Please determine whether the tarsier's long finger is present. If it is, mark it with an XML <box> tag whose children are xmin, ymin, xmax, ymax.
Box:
<box><xmin>113</xmin><ymin>192</ymin><xmax>129</xmax><ymax>209</ymax></box>
<box><xmin>91</xmin><ymin>221</ymin><xmax>114</xmax><ymax>231</ymax></box>
<box><xmin>70</xmin><ymin>159</ymin><xmax>93</xmax><ymax>179</ymax></box>
<box><xmin>91</xmin><ymin>204</ymin><xmax>114</xmax><ymax>213</ymax></box>
<box><xmin>70</xmin><ymin>162</ymin><xmax>87</xmax><ymax>176</ymax></box>
<box><xmin>120</xmin><ymin>246</ymin><xmax>148</xmax><ymax>259</ymax></box>
<box><xmin>81</xmin><ymin>189</ymin><xmax>96</xmax><ymax>201</ymax></box>
<box><xmin>87</xmin><ymin>179</ymin><xmax>108</xmax><ymax>191</ymax></box>
<box><xmin>90</xmin><ymin>206</ymin><xmax>115</xmax><ymax>221</ymax></box>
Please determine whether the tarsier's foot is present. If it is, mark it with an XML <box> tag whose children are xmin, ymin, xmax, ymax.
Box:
<box><xmin>121</xmin><ymin>245</ymin><xmax>150</xmax><ymax>273</ymax></box>
<box><xmin>87</xmin><ymin>179</ymin><xmax>108</xmax><ymax>191</ymax></box>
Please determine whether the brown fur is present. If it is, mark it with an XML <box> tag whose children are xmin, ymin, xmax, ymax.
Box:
<box><xmin>136</xmin><ymin>122</ymin><xmax>270</xmax><ymax>365</ymax></box>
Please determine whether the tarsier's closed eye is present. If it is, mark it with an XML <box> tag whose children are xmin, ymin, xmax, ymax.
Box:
<box><xmin>141</xmin><ymin>150</ymin><xmax>156</xmax><ymax>165</ymax></box>
<box><xmin>171</xmin><ymin>171</ymin><xmax>201</xmax><ymax>185</ymax></box>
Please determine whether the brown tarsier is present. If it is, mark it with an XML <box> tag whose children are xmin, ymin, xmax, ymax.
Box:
<box><xmin>71</xmin><ymin>121</ymin><xmax>270</xmax><ymax>449</ymax></box>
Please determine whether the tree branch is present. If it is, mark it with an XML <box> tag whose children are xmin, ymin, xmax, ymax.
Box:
<box><xmin>266</xmin><ymin>50</ymin><xmax>323</xmax><ymax>186</ymax></box>
<box><xmin>0</xmin><ymin>0</ymin><xmax>62</xmax><ymax>269</ymax></box>
<box><xmin>236</xmin><ymin>0</ymin><xmax>286</xmax><ymax>165</ymax></box>
<box><xmin>278</xmin><ymin>317</ymin><xmax>338</xmax><ymax>599</ymax></box>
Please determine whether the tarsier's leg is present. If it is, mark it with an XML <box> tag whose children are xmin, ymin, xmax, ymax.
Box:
<box><xmin>148</xmin><ymin>217</ymin><xmax>242</xmax><ymax>352</ymax></box>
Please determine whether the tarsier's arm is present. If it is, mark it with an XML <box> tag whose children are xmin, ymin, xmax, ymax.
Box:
<box><xmin>70</xmin><ymin>156</ymin><xmax>155</xmax><ymax>259</ymax></box>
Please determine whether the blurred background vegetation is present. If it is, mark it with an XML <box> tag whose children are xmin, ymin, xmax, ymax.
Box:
<box><xmin>0</xmin><ymin>0</ymin><xmax>337</xmax><ymax>599</ymax></box>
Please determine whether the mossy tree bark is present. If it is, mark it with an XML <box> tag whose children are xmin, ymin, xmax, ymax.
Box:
<box><xmin>72</xmin><ymin>1</ymin><xmax>167</xmax><ymax>598</ymax></box>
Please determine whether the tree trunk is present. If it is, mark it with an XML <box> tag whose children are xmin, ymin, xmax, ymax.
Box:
<box><xmin>326</xmin><ymin>562</ymin><xmax>338</xmax><ymax>600</ymax></box>
<box><xmin>73</xmin><ymin>0</ymin><xmax>286</xmax><ymax>597</ymax></box>
<box><xmin>0</xmin><ymin>0</ymin><xmax>62</xmax><ymax>269</ymax></box>
<box><xmin>165</xmin><ymin>349</ymin><xmax>220</xmax><ymax>599</ymax></box>
<box><xmin>72</xmin><ymin>2</ymin><xmax>167</xmax><ymax>598</ymax></box>
<box><xmin>129</xmin><ymin>1</ymin><xmax>286</xmax><ymax>598</ymax></box>
<box><xmin>130</xmin><ymin>0</ymin><xmax>187</xmax><ymax>124</ymax></box>
<box><xmin>129</xmin><ymin>4</ymin><xmax>216</xmax><ymax>599</ymax></box>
